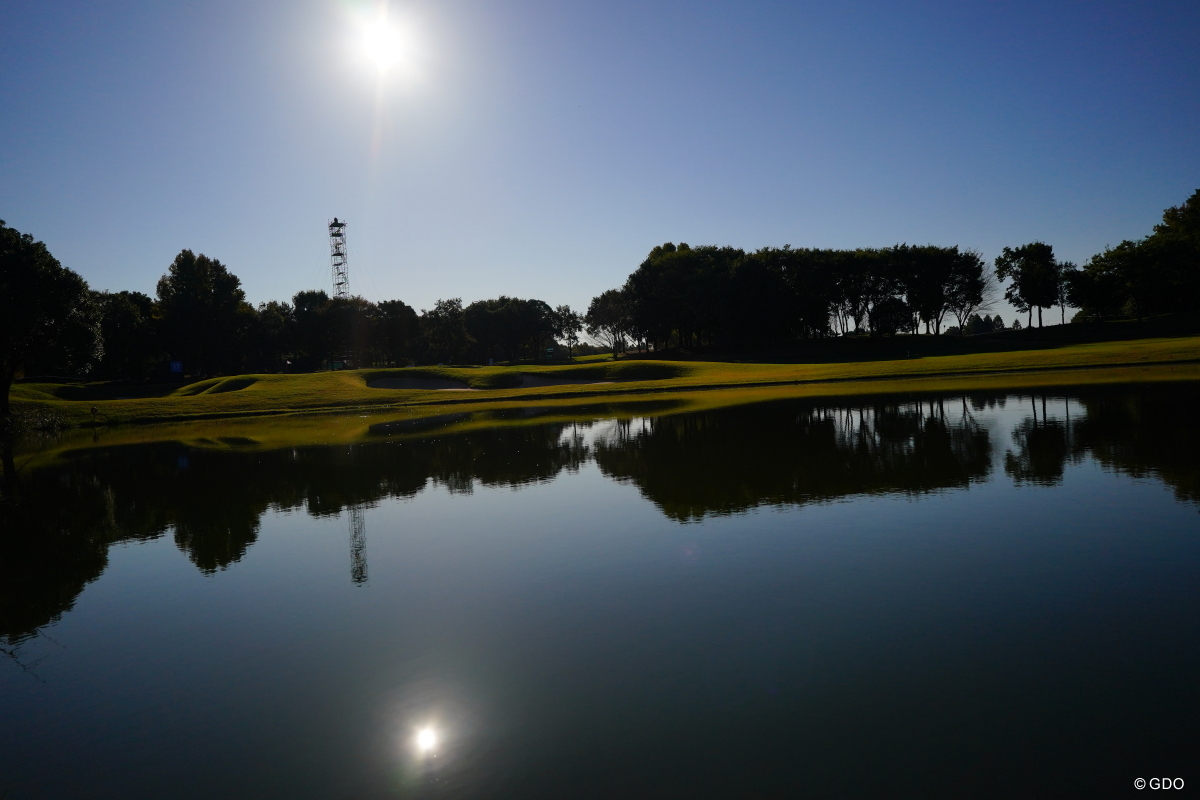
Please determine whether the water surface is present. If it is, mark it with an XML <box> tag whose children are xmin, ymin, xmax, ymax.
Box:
<box><xmin>2</xmin><ymin>383</ymin><xmax>1197</xmax><ymax>798</ymax></box>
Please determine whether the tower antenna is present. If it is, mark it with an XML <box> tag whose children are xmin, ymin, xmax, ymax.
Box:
<box><xmin>328</xmin><ymin>218</ymin><xmax>349</xmax><ymax>299</ymax></box>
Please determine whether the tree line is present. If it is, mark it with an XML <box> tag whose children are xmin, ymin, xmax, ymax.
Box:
<box><xmin>584</xmin><ymin>243</ymin><xmax>995</xmax><ymax>354</ymax></box>
<box><xmin>2</xmin><ymin>188</ymin><xmax>1196</xmax><ymax>399</ymax></box>
<box><xmin>109</xmin><ymin>252</ymin><xmax>592</xmax><ymax>377</ymax></box>
<box><xmin>581</xmin><ymin>189</ymin><xmax>1200</xmax><ymax>355</ymax></box>
<box><xmin>1</xmin><ymin>242</ymin><xmax>593</xmax><ymax>391</ymax></box>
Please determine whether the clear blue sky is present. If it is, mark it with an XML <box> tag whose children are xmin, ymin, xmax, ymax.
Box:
<box><xmin>2</xmin><ymin>0</ymin><xmax>1197</xmax><ymax>322</ymax></box>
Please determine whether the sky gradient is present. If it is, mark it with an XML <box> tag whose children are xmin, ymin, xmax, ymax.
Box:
<box><xmin>2</xmin><ymin>0</ymin><xmax>1198</xmax><ymax>322</ymax></box>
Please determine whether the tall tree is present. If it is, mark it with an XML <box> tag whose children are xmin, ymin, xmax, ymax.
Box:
<box><xmin>728</xmin><ymin>249</ymin><xmax>791</xmax><ymax>344</ymax></box>
<box><xmin>465</xmin><ymin>297</ymin><xmax>556</xmax><ymax>363</ymax></box>
<box><xmin>373</xmin><ymin>300</ymin><xmax>419</xmax><ymax>366</ymax></box>
<box><xmin>553</xmin><ymin>305</ymin><xmax>583</xmax><ymax>357</ymax></box>
<box><xmin>586</xmin><ymin>289</ymin><xmax>630</xmax><ymax>357</ymax></box>
<box><xmin>1071</xmin><ymin>190</ymin><xmax>1200</xmax><ymax>320</ymax></box>
<box><xmin>778</xmin><ymin>248</ymin><xmax>837</xmax><ymax>339</ymax></box>
<box><xmin>156</xmin><ymin>250</ymin><xmax>250</xmax><ymax>375</ymax></box>
<box><xmin>291</xmin><ymin>290</ymin><xmax>332</xmax><ymax>371</ymax></box>
<box><xmin>324</xmin><ymin>296</ymin><xmax>374</xmax><ymax>366</ymax></box>
<box><xmin>1153</xmin><ymin>188</ymin><xmax>1200</xmax><ymax>245</ymax></box>
<box><xmin>247</xmin><ymin>300</ymin><xmax>294</xmax><ymax>373</ymax></box>
<box><xmin>420</xmin><ymin>298</ymin><xmax>471</xmax><ymax>363</ymax></box>
<box><xmin>1055</xmin><ymin>262</ymin><xmax>1077</xmax><ymax>324</ymax></box>
<box><xmin>995</xmin><ymin>242</ymin><xmax>1061</xmax><ymax>328</ymax></box>
<box><xmin>92</xmin><ymin>290</ymin><xmax>158</xmax><ymax>379</ymax></box>
<box><xmin>895</xmin><ymin>244</ymin><xmax>971</xmax><ymax>334</ymax></box>
<box><xmin>1</xmin><ymin>222</ymin><xmax>102</xmax><ymax>482</ymax></box>
<box><xmin>829</xmin><ymin>249</ymin><xmax>895</xmax><ymax>335</ymax></box>
<box><xmin>945</xmin><ymin>250</ymin><xmax>994</xmax><ymax>333</ymax></box>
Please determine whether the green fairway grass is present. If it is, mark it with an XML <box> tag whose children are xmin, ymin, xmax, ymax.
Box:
<box><xmin>11</xmin><ymin>334</ymin><xmax>1200</xmax><ymax>429</ymax></box>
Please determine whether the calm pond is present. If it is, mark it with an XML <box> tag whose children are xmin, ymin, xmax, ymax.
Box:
<box><xmin>2</xmin><ymin>382</ymin><xmax>1197</xmax><ymax>798</ymax></box>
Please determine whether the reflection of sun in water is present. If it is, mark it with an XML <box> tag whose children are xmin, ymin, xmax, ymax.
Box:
<box><xmin>415</xmin><ymin>727</ymin><xmax>438</xmax><ymax>754</ymax></box>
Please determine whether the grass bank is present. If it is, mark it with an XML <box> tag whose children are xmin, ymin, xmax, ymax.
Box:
<box><xmin>13</xmin><ymin>361</ymin><xmax>1200</xmax><ymax>471</ymax></box>
<box><xmin>11</xmin><ymin>335</ymin><xmax>1200</xmax><ymax>428</ymax></box>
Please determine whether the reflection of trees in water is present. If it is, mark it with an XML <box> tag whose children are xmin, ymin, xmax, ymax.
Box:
<box><xmin>0</xmin><ymin>425</ymin><xmax>592</xmax><ymax>646</ymax></box>
<box><xmin>1005</xmin><ymin>394</ymin><xmax>1075</xmax><ymax>485</ymax></box>
<box><xmin>3</xmin><ymin>384</ymin><xmax>1197</xmax><ymax>649</ymax></box>
<box><xmin>1002</xmin><ymin>386</ymin><xmax>1200</xmax><ymax>504</ymax></box>
<box><xmin>1071</xmin><ymin>385</ymin><xmax>1200</xmax><ymax>505</ymax></box>
<box><xmin>592</xmin><ymin>397</ymin><xmax>993</xmax><ymax>521</ymax></box>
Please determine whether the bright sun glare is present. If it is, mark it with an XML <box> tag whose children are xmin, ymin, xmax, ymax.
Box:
<box><xmin>354</xmin><ymin>2</ymin><xmax>420</xmax><ymax>78</ymax></box>
<box><xmin>415</xmin><ymin>727</ymin><xmax>438</xmax><ymax>754</ymax></box>
<box><xmin>362</xmin><ymin>16</ymin><xmax>402</xmax><ymax>71</ymax></box>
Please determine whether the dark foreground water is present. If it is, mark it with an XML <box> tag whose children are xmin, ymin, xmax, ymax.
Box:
<box><xmin>2</xmin><ymin>383</ymin><xmax>1197</xmax><ymax>798</ymax></box>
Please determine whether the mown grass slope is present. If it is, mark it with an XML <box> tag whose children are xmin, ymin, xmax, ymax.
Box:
<box><xmin>11</xmin><ymin>335</ymin><xmax>1200</xmax><ymax>428</ymax></box>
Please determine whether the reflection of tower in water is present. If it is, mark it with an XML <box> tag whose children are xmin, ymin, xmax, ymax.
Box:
<box><xmin>348</xmin><ymin>506</ymin><xmax>368</xmax><ymax>585</ymax></box>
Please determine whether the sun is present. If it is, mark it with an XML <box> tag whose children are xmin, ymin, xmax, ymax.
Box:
<box><xmin>346</xmin><ymin>2</ymin><xmax>424</xmax><ymax>86</ymax></box>
<box><xmin>354</xmin><ymin>4</ymin><xmax>418</xmax><ymax>77</ymax></box>
<box><xmin>361</xmin><ymin>14</ymin><xmax>404</xmax><ymax>71</ymax></box>
<box><xmin>415</xmin><ymin>727</ymin><xmax>438</xmax><ymax>754</ymax></box>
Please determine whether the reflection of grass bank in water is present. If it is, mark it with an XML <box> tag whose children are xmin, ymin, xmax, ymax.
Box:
<box><xmin>10</xmin><ymin>336</ymin><xmax>1200</xmax><ymax>428</ymax></box>
<box><xmin>13</xmin><ymin>362</ymin><xmax>1200</xmax><ymax>471</ymax></box>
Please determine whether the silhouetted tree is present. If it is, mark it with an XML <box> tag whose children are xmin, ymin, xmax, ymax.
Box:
<box><xmin>421</xmin><ymin>298</ymin><xmax>471</xmax><ymax>363</ymax></box>
<box><xmin>830</xmin><ymin>249</ymin><xmax>894</xmax><ymax>335</ymax></box>
<box><xmin>1</xmin><ymin>221</ymin><xmax>101</xmax><ymax>483</ymax></box>
<box><xmin>324</xmin><ymin>296</ymin><xmax>374</xmax><ymax>366</ymax></box>
<box><xmin>778</xmin><ymin>248</ymin><xmax>837</xmax><ymax>338</ymax></box>
<box><xmin>156</xmin><ymin>250</ymin><xmax>250</xmax><ymax>375</ymax></box>
<box><xmin>958</xmin><ymin>313</ymin><xmax>1006</xmax><ymax>336</ymax></box>
<box><xmin>728</xmin><ymin>248</ymin><xmax>792</xmax><ymax>343</ymax></box>
<box><xmin>945</xmin><ymin>249</ymin><xmax>994</xmax><ymax>334</ymax></box>
<box><xmin>464</xmin><ymin>297</ymin><xmax>556</xmax><ymax>363</ymax></box>
<box><xmin>868</xmin><ymin>296</ymin><xmax>912</xmax><ymax>336</ymax></box>
<box><xmin>586</xmin><ymin>289</ymin><xmax>631</xmax><ymax>357</ymax></box>
<box><xmin>373</xmin><ymin>299</ymin><xmax>419</xmax><ymax>366</ymax></box>
<box><xmin>291</xmin><ymin>290</ymin><xmax>332</xmax><ymax>370</ymax></box>
<box><xmin>1074</xmin><ymin>190</ymin><xmax>1200</xmax><ymax>321</ymax></box>
<box><xmin>92</xmin><ymin>290</ymin><xmax>159</xmax><ymax>380</ymax></box>
<box><xmin>248</xmin><ymin>300</ymin><xmax>294</xmax><ymax>373</ymax></box>
<box><xmin>554</xmin><ymin>304</ymin><xmax>583</xmax><ymax>357</ymax></box>
<box><xmin>995</xmin><ymin>242</ymin><xmax>1061</xmax><ymax>328</ymax></box>
<box><xmin>895</xmin><ymin>245</ymin><xmax>955</xmax><ymax>334</ymax></box>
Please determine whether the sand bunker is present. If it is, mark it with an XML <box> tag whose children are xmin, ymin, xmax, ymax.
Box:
<box><xmin>368</xmin><ymin>374</ymin><xmax>623</xmax><ymax>391</ymax></box>
<box><xmin>368</xmin><ymin>377</ymin><xmax>477</xmax><ymax>391</ymax></box>
<box><xmin>516</xmin><ymin>375</ymin><xmax>616</xmax><ymax>388</ymax></box>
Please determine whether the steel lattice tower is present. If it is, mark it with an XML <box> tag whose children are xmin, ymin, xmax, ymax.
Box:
<box><xmin>328</xmin><ymin>218</ymin><xmax>349</xmax><ymax>299</ymax></box>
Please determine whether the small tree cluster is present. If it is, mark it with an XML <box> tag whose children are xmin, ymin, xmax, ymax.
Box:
<box><xmin>944</xmin><ymin>314</ymin><xmax>1008</xmax><ymax>336</ymax></box>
